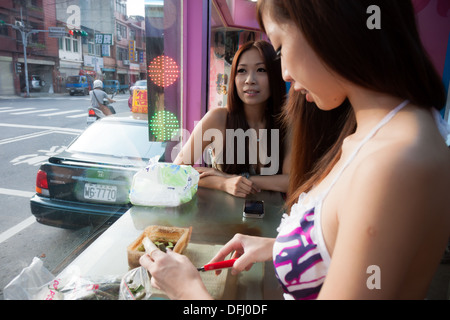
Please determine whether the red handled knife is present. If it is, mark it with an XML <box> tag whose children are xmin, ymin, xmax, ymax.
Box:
<box><xmin>197</xmin><ymin>258</ymin><xmax>237</xmax><ymax>272</ymax></box>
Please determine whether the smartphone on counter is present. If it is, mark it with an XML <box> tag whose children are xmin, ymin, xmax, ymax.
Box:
<box><xmin>243</xmin><ymin>200</ymin><xmax>265</xmax><ymax>218</ymax></box>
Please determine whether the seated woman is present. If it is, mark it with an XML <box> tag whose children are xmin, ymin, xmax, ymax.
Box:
<box><xmin>173</xmin><ymin>40</ymin><xmax>290</xmax><ymax>197</ymax></box>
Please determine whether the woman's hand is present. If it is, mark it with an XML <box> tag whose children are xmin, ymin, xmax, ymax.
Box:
<box><xmin>195</xmin><ymin>167</ymin><xmax>260</xmax><ymax>197</ymax></box>
<box><xmin>221</xmin><ymin>176</ymin><xmax>260</xmax><ymax>198</ymax></box>
<box><xmin>208</xmin><ymin>234</ymin><xmax>275</xmax><ymax>275</ymax></box>
<box><xmin>139</xmin><ymin>249</ymin><xmax>212</xmax><ymax>300</ymax></box>
<box><xmin>195</xmin><ymin>166</ymin><xmax>229</xmax><ymax>178</ymax></box>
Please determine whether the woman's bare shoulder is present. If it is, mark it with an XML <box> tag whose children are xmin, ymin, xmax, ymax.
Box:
<box><xmin>345</xmin><ymin>140</ymin><xmax>450</xmax><ymax>223</ymax></box>
<box><xmin>356</xmin><ymin>140</ymin><xmax>449</xmax><ymax>186</ymax></box>
<box><xmin>378</xmin><ymin>138</ymin><xmax>447</xmax><ymax>173</ymax></box>
<box><xmin>206</xmin><ymin>107</ymin><xmax>228</xmax><ymax>120</ymax></box>
<box><xmin>201</xmin><ymin>107</ymin><xmax>228</xmax><ymax>129</ymax></box>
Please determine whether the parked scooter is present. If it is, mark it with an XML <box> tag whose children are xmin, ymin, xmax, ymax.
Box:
<box><xmin>87</xmin><ymin>92</ymin><xmax>116</xmax><ymax>126</ymax></box>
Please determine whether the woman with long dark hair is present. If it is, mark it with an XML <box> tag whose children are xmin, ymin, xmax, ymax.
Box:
<box><xmin>173</xmin><ymin>40</ymin><xmax>290</xmax><ymax>197</ymax></box>
<box><xmin>141</xmin><ymin>0</ymin><xmax>450</xmax><ymax>299</ymax></box>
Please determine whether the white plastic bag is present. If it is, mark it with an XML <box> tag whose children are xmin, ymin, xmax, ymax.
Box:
<box><xmin>3</xmin><ymin>257</ymin><xmax>56</xmax><ymax>300</ymax></box>
<box><xmin>129</xmin><ymin>157</ymin><xmax>199</xmax><ymax>207</ymax></box>
<box><xmin>3</xmin><ymin>257</ymin><xmax>121</xmax><ymax>300</ymax></box>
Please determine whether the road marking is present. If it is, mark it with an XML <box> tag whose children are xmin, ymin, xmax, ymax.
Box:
<box><xmin>0</xmin><ymin>189</ymin><xmax>36</xmax><ymax>244</ymax></box>
<box><xmin>0</xmin><ymin>188</ymin><xmax>35</xmax><ymax>198</ymax></box>
<box><xmin>0</xmin><ymin>108</ymin><xmax>35</xmax><ymax>113</ymax></box>
<box><xmin>39</xmin><ymin>110</ymin><xmax>83</xmax><ymax>116</ymax></box>
<box><xmin>0</xmin><ymin>123</ymin><xmax>83</xmax><ymax>134</ymax></box>
<box><xmin>0</xmin><ymin>130</ymin><xmax>55</xmax><ymax>145</ymax></box>
<box><xmin>10</xmin><ymin>108</ymin><xmax>58</xmax><ymax>115</ymax></box>
<box><xmin>66</xmin><ymin>113</ymin><xmax>87</xmax><ymax>118</ymax></box>
<box><xmin>0</xmin><ymin>107</ymin><xmax>13</xmax><ymax>111</ymax></box>
<box><xmin>0</xmin><ymin>216</ymin><xmax>36</xmax><ymax>244</ymax></box>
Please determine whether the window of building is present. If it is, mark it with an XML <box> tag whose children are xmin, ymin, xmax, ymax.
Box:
<box><xmin>116</xmin><ymin>23</ymin><xmax>127</xmax><ymax>40</ymax></box>
<box><xmin>65</xmin><ymin>37</ymin><xmax>71</xmax><ymax>51</ymax></box>
<box><xmin>0</xmin><ymin>15</ymin><xmax>7</xmax><ymax>36</ymax></box>
<box><xmin>116</xmin><ymin>47</ymin><xmax>128</xmax><ymax>61</ymax></box>
<box><xmin>88</xmin><ymin>41</ymin><xmax>94</xmax><ymax>55</ymax></box>
<box><xmin>115</xmin><ymin>0</ymin><xmax>127</xmax><ymax>16</ymax></box>
<box><xmin>129</xmin><ymin>29</ymin><xmax>135</xmax><ymax>41</ymax></box>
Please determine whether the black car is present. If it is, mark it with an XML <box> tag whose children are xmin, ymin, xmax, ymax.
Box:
<box><xmin>30</xmin><ymin>113</ymin><xmax>167</xmax><ymax>228</ymax></box>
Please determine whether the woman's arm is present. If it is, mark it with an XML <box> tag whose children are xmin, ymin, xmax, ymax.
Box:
<box><xmin>173</xmin><ymin>108</ymin><xmax>227</xmax><ymax>165</ymax></box>
<box><xmin>195</xmin><ymin>167</ymin><xmax>259</xmax><ymax>197</ymax></box>
<box><xmin>249</xmin><ymin>174</ymin><xmax>289</xmax><ymax>193</ymax></box>
<box><xmin>249</xmin><ymin>145</ymin><xmax>291</xmax><ymax>193</ymax></box>
<box><xmin>208</xmin><ymin>234</ymin><xmax>276</xmax><ymax>275</ymax></box>
<box><xmin>198</xmin><ymin>174</ymin><xmax>259</xmax><ymax>198</ymax></box>
<box><xmin>194</xmin><ymin>141</ymin><xmax>291</xmax><ymax>195</ymax></box>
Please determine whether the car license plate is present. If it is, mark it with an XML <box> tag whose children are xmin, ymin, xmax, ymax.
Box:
<box><xmin>84</xmin><ymin>183</ymin><xmax>117</xmax><ymax>202</ymax></box>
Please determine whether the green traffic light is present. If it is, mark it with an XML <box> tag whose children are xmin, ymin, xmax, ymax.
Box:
<box><xmin>0</xmin><ymin>20</ymin><xmax>5</xmax><ymax>25</ymax></box>
<box><xmin>149</xmin><ymin>110</ymin><xmax>180</xmax><ymax>141</ymax></box>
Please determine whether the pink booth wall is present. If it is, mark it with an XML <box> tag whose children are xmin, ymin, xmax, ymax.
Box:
<box><xmin>414</xmin><ymin>0</ymin><xmax>450</xmax><ymax>77</ymax></box>
<box><xmin>413</xmin><ymin>0</ymin><xmax>450</xmax><ymax>118</ymax></box>
<box><xmin>183</xmin><ymin>0</ymin><xmax>206</xmax><ymax>134</ymax></box>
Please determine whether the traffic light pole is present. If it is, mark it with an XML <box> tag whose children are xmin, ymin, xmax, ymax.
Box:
<box><xmin>1</xmin><ymin>20</ymin><xmax>48</xmax><ymax>97</ymax></box>
<box><xmin>18</xmin><ymin>27</ymin><xmax>84</xmax><ymax>97</ymax></box>
<box><xmin>1</xmin><ymin>16</ymin><xmax>87</xmax><ymax>97</ymax></box>
<box><xmin>17</xmin><ymin>27</ymin><xmax>48</xmax><ymax>97</ymax></box>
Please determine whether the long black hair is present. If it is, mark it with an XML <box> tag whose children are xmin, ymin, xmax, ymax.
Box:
<box><xmin>257</xmin><ymin>0</ymin><xmax>446</xmax><ymax>208</ymax></box>
<box><xmin>222</xmin><ymin>40</ymin><xmax>287</xmax><ymax>175</ymax></box>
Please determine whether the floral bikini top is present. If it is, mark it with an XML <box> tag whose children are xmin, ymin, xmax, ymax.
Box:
<box><xmin>272</xmin><ymin>100</ymin><xmax>450</xmax><ymax>300</ymax></box>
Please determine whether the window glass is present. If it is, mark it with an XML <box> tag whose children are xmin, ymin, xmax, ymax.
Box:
<box><xmin>65</xmin><ymin>37</ymin><xmax>71</xmax><ymax>51</ymax></box>
<box><xmin>0</xmin><ymin>0</ymin><xmax>182</xmax><ymax>295</ymax></box>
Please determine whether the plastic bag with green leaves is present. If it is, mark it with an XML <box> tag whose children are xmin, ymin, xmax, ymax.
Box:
<box><xmin>119</xmin><ymin>267</ymin><xmax>153</xmax><ymax>300</ymax></box>
<box><xmin>129</xmin><ymin>157</ymin><xmax>199</xmax><ymax>207</ymax></box>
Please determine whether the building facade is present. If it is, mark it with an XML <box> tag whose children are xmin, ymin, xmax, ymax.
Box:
<box><xmin>0</xmin><ymin>0</ymin><xmax>146</xmax><ymax>95</ymax></box>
